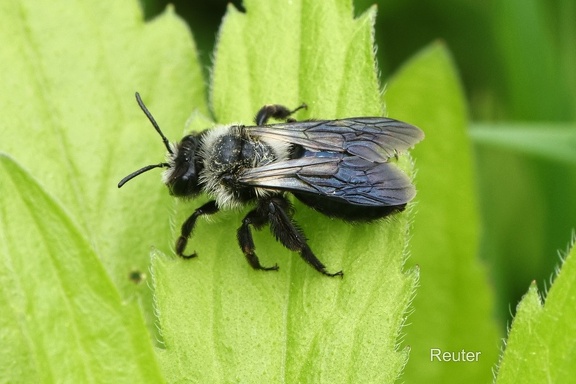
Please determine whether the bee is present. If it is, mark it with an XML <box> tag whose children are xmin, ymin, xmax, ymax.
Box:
<box><xmin>119</xmin><ymin>93</ymin><xmax>424</xmax><ymax>277</ymax></box>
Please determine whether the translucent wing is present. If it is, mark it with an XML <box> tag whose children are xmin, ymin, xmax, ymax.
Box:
<box><xmin>239</xmin><ymin>152</ymin><xmax>415</xmax><ymax>206</ymax></box>
<box><xmin>239</xmin><ymin>117</ymin><xmax>422</xmax><ymax>206</ymax></box>
<box><xmin>245</xmin><ymin>117</ymin><xmax>424</xmax><ymax>162</ymax></box>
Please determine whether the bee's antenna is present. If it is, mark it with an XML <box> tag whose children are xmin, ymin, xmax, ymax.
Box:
<box><xmin>135</xmin><ymin>92</ymin><xmax>174</xmax><ymax>155</ymax></box>
<box><xmin>118</xmin><ymin>163</ymin><xmax>170</xmax><ymax>188</ymax></box>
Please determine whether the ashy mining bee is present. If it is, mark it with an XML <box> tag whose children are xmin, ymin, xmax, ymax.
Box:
<box><xmin>119</xmin><ymin>93</ymin><xmax>424</xmax><ymax>277</ymax></box>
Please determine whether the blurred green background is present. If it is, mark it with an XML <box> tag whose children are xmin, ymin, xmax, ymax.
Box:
<box><xmin>141</xmin><ymin>0</ymin><xmax>575</xmax><ymax>327</ymax></box>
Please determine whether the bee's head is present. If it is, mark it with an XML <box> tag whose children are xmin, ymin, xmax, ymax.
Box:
<box><xmin>117</xmin><ymin>92</ymin><xmax>202</xmax><ymax>197</ymax></box>
<box><xmin>163</xmin><ymin>135</ymin><xmax>203</xmax><ymax>197</ymax></box>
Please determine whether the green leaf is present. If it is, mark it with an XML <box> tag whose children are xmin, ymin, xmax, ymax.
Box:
<box><xmin>0</xmin><ymin>0</ymin><xmax>206</xmax><ymax>328</ymax></box>
<box><xmin>211</xmin><ymin>0</ymin><xmax>383</xmax><ymax>120</ymax></box>
<box><xmin>491</xmin><ymin>0</ymin><xmax>574</xmax><ymax>120</ymax></box>
<box><xmin>495</xmin><ymin>240</ymin><xmax>576</xmax><ymax>383</ymax></box>
<box><xmin>385</xmin><ymin>43</ymin><xmax>501</xmax><ymax>383</ymax></box>
<box><xmin>472</xmin><ymin>125</ymin><xmax>576</xmax><ymax>324</ymax></box>
<box><xmin>153</xmin><ymin>0</ymin><xmax>417</xmax><ymax>382</ymax></box>
<box><xmin>471</xmin><ymin>123</ymin><xmax>576</xmax><ymax>165</ymax></box>
<box><xmin>0</xmin><ymin>154</ymin><xmax>164</xmax><ymax>383</ymax></box>
<box><xmin>0</xmin><ymin>0</ymin><xmax>208</xmax><ymax>381</ymax></box>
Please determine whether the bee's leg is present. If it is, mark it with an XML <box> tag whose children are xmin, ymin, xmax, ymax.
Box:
<box><xmin>254</xmin><ymin>103</ymin><xmax>307</xmax><ymax>125</ymax></box>
<box><xmin>266</xmin><ymin>196</ymin><xmax>344</xmax><ymax>277</ymax></box>
<box><xmin>237</xmin><ymin>209</ymin><xmax>280</xmax><ymax>271</ymax></box>
<box><xmin>176</xmin><ymin>200</ymin><xmax>219</xmax><ymax>259</ymax></box>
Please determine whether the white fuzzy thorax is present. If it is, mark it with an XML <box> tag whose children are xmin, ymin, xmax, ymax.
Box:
<box><xmin>198</xmin><ymin>125</ymin><xmax>290</xmax><ymax>210</ymax></box>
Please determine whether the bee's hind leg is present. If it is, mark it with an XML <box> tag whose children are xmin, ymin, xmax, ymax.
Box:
<box><xmin>254</xmin><ymin>103</ymin><xmax>307</xmax><ymax>125</ymax></box>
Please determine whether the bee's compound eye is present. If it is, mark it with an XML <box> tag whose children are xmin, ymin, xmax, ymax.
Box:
<box><xmin>168</xmin><ymin>162</ymin><xmax>199</xmax><ymax>196</ymax></box>
<box><xmin>166</xmin><ymin>135</ymin><xmax>204</xmax><ymax>197</ymax></box>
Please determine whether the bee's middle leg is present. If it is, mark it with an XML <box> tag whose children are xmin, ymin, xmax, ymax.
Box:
<box><xmin>237</xmin><ymin>208</ymin><xmax>279</xmax><ymax>271</ymax></box>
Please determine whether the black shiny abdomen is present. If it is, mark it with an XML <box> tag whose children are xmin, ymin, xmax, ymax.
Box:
<box><xmin>294</xmin><ymin>192</ymin><xmax>405</xmax><ymax>222</ymax></box>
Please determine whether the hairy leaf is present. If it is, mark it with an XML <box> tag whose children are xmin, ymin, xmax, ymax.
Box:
<box><xmin>495</xmin><ymin>240</ymin><xmax>576</xmax><ymax>383</ymax></box>
<box><xmin>386</xmin><ymin>43</ymin><xmax>500</xmax><ymax>384</ymax></box>
<box><xmin>0</xmin><ymin>155</ymin><xmax>164</xmax><ymax>383</ymax></box>
<box><xmin>153</xmin><ymin>0</ymin><xmax>418</xmax><ymax>382</ymax></box>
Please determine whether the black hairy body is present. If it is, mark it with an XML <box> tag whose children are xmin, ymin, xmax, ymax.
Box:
<box><xmin>119</xmin><ymin>93</ymin><xmax>424</xmax><ymax>277</ymax></box>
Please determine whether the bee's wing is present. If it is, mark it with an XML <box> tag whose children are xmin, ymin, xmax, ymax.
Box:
<box><xmin>246</xmin><ymin>118</ymin><xmax>424</xmax><ymax>162</ymax></box>
<box><xmin>238</xmin><ymin>153</ymin><xmax>415</xmax><ymax>206</ymax></box>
